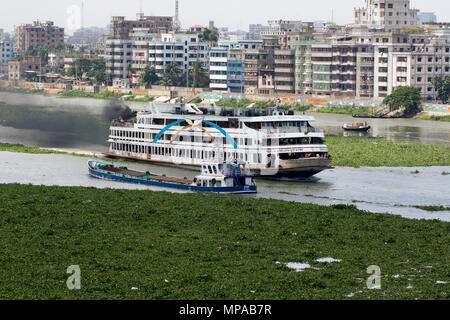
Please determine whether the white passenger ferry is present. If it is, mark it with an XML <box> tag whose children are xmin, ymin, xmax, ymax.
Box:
<box><xmin>105</xmin><ymin>101</ymin><xmax>332</xmax><ymax>178</ymax></box>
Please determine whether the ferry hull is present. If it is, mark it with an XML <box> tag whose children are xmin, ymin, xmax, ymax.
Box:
<box><xmin>89</xmin><ymin>168</ymin><xmax>257</xmax><ymax>194</ymax></box>
<box><xmin>103</xmin><ymin>152</ymin><xmax>332</xmax><ymax>179</ymax></box>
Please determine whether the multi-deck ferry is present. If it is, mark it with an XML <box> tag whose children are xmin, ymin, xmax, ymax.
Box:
<box><xmin>105</xmin><ymin>102</ymin><xmax>332</xmax><ymax>178</ymax></box>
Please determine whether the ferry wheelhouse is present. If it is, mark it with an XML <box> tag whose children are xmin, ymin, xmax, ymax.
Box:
<box><xmin>105</xmin><ymin>102</ymin><xmax>332</xmax><ymax>178</ymax></box>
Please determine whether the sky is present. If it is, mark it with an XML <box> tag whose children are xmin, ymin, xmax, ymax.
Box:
<box><xmin>0</xmin><ymin>0</ymin><xmax>448</xmax><ymax>34</ymax></box>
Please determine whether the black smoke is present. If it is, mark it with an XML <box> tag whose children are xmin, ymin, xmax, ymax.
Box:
<box><xmin>103</xmin><ymin>99</ymin><xmax>137</xmax><ymax>122</ymax></box>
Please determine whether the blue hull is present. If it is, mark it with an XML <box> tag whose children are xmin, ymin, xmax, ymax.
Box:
<box><xmin>89</xmin><ymin>168</ymin><xmax>257</xmax><ymax>194</ymax></box>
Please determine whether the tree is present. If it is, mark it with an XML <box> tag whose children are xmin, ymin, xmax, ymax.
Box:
<box><xmin>199</xmin><ymin>28</ymin><xmax>219</xmax><ymax>43</ymax></box>
<box><xmin>66</xmin><ymin>58</ymin><xmax>106</xmax><ymax>81</ymax></box>
<box><xmin>158</xmin><ymin>63</ymin><xmax>183</xmax><ymax>87</ymax></box>
<box><xmin>141</xmin><ymin>66</ymin><xmax>159</xmax><ymax>88</ymax></box>
<box><xmin>431</xmin><ymin>75</ymin><xmax>450</xmax><ymax>104</ymax></box>
<box><xmin>94</xmin><ymin>70</ymin><xmax>106</xmax><ymax>85</ymax></box>
<box><xmin>383</xmin><ymin>86</ymin><xmax>422</xmax><ymax>115</ymax></box>
<box><xmin>190</xmin><ymin>61</ymin><xmax>209</xmax><ymax>88</ymax></box>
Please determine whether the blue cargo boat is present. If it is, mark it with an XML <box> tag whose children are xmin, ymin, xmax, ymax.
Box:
<box><xmin>88</xmin><ymin>160</ymin><xmax>257</xmax><ymax>194</ymax></box>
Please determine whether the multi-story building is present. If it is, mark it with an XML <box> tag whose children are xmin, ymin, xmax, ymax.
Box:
<box><xmin>105</xmin><ymin>39</ymin><xmax>133</xmax><ymax>80</ymax></box>
<box><xmin>209</xmin><ymin>47</ymin><xmax>228</xmax><ymax>91</ymax></box>
<box><xmin>8</xmin><ymin>56</ymin><xmax>40</xmax><ymax>81</ymax></box>
<box><xmin>274</xmin><ymin>48</ymin><xmax>295</xmax><ymax>94</ymax></box>
<box><xmin>148</xmin><ymin>33</ymin><xmax>209</xmax><ymax>77</ymax></box>
<box><xmin>110</xmin><ymin>14</ymin><xmax>173</xmax><ymax>40</ymax></box>
<box><xmin>131</xmin><ymin>28</ymin><xmax>156</xmax><ymax>80</ymax></box>
<box><xmin>14</xmin><ymin>21</ymin><xmax>64</xmax><ymax>54</ymax></box>
<box><xmin>399</xmin><ymin>36</ymin><xmax>450</xmax><ymax>100</ymax></box>
<box><xmin>0</xmin><ymin>38</ymin><xmax>13</xmax><ymax>74</ymax></box>
<box><xmin>355</xmin><ymin>0</ymin><xmax>419</xmax><ymax>32</ymax></box>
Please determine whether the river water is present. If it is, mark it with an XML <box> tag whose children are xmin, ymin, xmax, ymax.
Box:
<box><xmin>0</xmin><ymin>97</ymin><xmax>449</xmax><ymax>221</ymax></box>
<box><xmin>0</xmin><ymin>152</ymin><xmax>448</xmax><ymax>222</ymax></box>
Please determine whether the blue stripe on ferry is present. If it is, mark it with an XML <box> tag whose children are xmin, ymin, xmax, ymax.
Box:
<box><xmin>202</xmin><ymin>120</ymin><xmax>239</xmax><ymax>150</ymax></box>
<box><xmin>153</xmin><ymin>119</ymin><xmax>185</xmax><ymax>143</ymax></box>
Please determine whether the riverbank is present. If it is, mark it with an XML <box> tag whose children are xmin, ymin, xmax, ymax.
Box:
<box><xmin>316</xmin><ymin>105</ymin><xmax>382</xmax><ymax>116</ymax></box>
<box><xmin>0</xmin><ymin>183</ymin><xmax>448</xmax><ymax>300</ymax></box>
<box><xmin>0</xmin><ymin>143</ymin><xmax>99</xmax><ymax>157</ymax></box>
<box><xmin>414</xmin><ymin>115</ymin><xmax>450</xmax><ymax>122</ymax></box>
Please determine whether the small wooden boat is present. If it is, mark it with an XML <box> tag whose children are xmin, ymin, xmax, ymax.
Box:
<box><xmin>343</xmin><ymin>121</ymin><xmax>371</xmax><ymax>132</ymax></box>
<box><xmin>88</xmin><ymin>160</ymin><xmax>257</xmax><ymax>194</ymax></box>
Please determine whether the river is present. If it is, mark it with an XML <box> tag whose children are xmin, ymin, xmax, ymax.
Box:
<box><xmin>0</xmin><ymin>95</ymin><xmax>449</xmax><ymax>221</ymax></box>
<box><xmin>0</xmin><ymin>152</ymin><xmax>448</xmax><ymax>222</ymax></box>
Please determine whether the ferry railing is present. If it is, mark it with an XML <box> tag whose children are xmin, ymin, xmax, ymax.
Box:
<box><xmin>262</xmin><ymin>127</ymin><xmax>324</xmax><ymax>134</ymax></box>
<box><xmin>110</xmin><ymin>121</ymin><xmax>135</xmax><ymax>128</ymax></box>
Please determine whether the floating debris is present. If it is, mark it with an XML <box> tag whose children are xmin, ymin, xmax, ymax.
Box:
<box><xmin>316</xmin><ymin>257</ymin><xmax>342</xmax><ymax>263</ymax></box>
<box><xmin>285</xmin><ymin>262</ymin><xmax>311</xmax><ymax>272</ymax></box>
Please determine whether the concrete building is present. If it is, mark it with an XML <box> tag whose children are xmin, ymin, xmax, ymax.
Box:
<box><xmin>0</xmin><ymin>38</ymin><xmax>13</xmax><ymax>74</ymax></box>
<box><xmin>227</xmin><ymin>49</ymin><xmax>245</xmax><ymax>93</ymax></box>
<box><xmin>8</xmin><ymin>56</ymin><xmax>40</xmax><ymax>81</ymax></box>
<box><xmin>355</xmin><ymin>0</ymin><xmax>419</xmax><ymax>32</ymax></box>
<box><xmin>209</xmin><ymin>47</ymin><xmax>228</xmax><ymax>91</ymax></box>
<box><xmin>405</xmin><ymin>36</ymin><xmax>450</xmax><ymax>101</ymax></box>
<box><xmin>148</xmin><ymin>33</ymin><xmax>209</xmax><ymax>77</ymax></box>
<box><xmin>14</xmin><ymin>21</ymin><xmax>64</xmax><ymax>54</ymax></box>
<box><xmin>105</xmin><ymin>39</ymin><xmax>133</xmax><ymax>80</ymax></box>
<box><xmin>110</xmin><ymin>14</ymin><xmax>173</xmax><ymax>40</ymax></box>
<box><xmin>131</xmin><ymin>28</ymin><xmax>157</xmax><ymax>81</ymax></box>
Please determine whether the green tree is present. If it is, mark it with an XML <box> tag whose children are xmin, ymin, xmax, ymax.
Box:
<box><xmin>141</xmin><ymin>66</ymin><xmax>159</xmax><ymax>88</ymax></box>
<box><xmin>94</xmin><ymin>70</ymin><xmax>106</xmax><ymax>85</ymax></box>
<box><xmin>190</xmin><ymin>61</ymin><xmax>209</xmax><ymax>88</ymax></box>
<box><xmin>383</xmin><ymin>86</ymin><xmax>422</xmax><ymax>115</ymax></box>
<box><xmin>159</xmin><ymin>63</ymin><xmax>183</xmax><ymax>86</ymax></box>
<box><xmin>431</xmin><ymin>75</ymin><xmax>450</xmax><ymax>104</ymax></box>
<box><xmin>199</xmin><ymin>28</ymin><xmax>219</xmax><ymax>43</ymax></box>
<box><xmin>67</xmin><ymin>58</ymin><xmax>106</xmax><ymax>81</ymax></box>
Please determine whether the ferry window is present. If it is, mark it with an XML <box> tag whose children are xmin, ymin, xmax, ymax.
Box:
<box><xmin>213</xmin><ymin>166</ymin><xmax>217</xmax><ymax>174</ymax></box>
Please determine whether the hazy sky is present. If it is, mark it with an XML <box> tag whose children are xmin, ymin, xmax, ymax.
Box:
<box><xmin>1</xmin><ymin>0</ymin><xmax>448</xmax><ymax>34</ymax></box>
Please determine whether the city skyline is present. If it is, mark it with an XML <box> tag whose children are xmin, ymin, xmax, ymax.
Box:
<box><xmin>0</xmin><ymin>0</ymin><xmax>448</xmax><ymax>34</ymax></box>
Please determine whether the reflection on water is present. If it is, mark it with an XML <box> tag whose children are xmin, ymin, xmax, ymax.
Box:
<box><xmin>0</xmin><ymin>152</ymin><xmax>449</xmax><ymax>222</ymax></box>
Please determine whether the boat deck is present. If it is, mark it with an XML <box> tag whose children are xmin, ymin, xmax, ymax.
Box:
<box><xmin>103</xmin><ymin>166</ymin><xmax>149</xmax><ymax>177</ymax></box>
<box><xmin>150</xmin><ymin>176</ymin><xmax>194</xmax><ymax>185</ymax></box>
